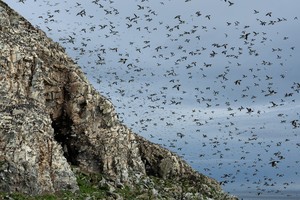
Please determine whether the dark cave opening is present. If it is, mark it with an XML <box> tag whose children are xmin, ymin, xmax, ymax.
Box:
<box><xmin>144</xmin><ymin>159</ymin><xmax>157</xmax><ymax>177</ymax></box>
<box><xmin>51</xmin><ymin>111</ymin><xmax>79</xmax><ymax>166</ymax></box>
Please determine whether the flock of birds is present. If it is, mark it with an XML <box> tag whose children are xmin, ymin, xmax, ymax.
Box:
<box><xmin>9</xmin><ymin>0</ymin><xmax>300</xmax><ymax>199</ymax></box>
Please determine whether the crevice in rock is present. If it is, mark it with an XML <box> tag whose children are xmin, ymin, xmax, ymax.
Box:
<box><xmin>51</xmin><ymin>109</ymin><xmax>79</xmax><ymax>166</ymax></box>
<box><xmin>143</xmin><ymin>158</ymin><xmax>157</xmax><ymax>177</ymax></box>
<box><xmin>140</xmin><ymin>149</ymin><xmax>164</xmax><ymax>178</ymax></box>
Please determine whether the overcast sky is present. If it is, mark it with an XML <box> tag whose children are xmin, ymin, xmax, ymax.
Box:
<box><xmin>5</xmin><ymin>0</ymin><xmax>300</xmax><ymax>199</ymax></box>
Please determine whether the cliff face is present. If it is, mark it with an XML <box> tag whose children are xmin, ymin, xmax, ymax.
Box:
<box><xmin>0</xmin><ymin>1</ymin><xmax>235</xmax><ymax>199</ymax></box>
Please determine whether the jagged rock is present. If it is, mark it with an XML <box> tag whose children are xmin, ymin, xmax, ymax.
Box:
<box><xmin>0</xmin><ymin>1</ymin><xmax>237</xmax><ymax>199</ymax></box>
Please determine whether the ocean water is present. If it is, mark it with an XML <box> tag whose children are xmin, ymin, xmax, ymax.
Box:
<box><xmin>231</xmin><ymin>190</ymin><xmax>300</xmax><ymax>200</ymax></box>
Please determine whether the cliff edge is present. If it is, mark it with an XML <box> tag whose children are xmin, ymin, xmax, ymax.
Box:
<box><xmin>0</xmin><ymin>1</ymin><xmax>236</xmax><ymax>199</ymax></box>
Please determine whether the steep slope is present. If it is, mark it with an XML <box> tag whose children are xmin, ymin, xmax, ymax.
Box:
<box><xmin>0</xmin><ymin>1</ymin><xmax>236</xmax><ymax>199</ymax></box>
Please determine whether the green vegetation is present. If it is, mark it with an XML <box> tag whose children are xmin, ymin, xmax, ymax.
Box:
<box><xmin>0</xmin><ymin>171</ymin><xmax>107</xmax><ymax>200</ymax></box>
<box><xmin>0</xmin><ymin>171</ymin><xmax>151</xmax><ymax>200</ymax></box>
<box><xmin>0</xmin><ymin>170</ymin><xmax>233</xmax><ymax>199</ymax></box>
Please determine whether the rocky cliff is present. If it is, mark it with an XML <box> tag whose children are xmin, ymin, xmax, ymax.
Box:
<box><xmin>0</xmin><ymin>1</ymin><xmax>236</xmax><ymax>199</ymax></box>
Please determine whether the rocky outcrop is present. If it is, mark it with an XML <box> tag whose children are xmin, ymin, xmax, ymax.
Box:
<box><xmin>0</xmin><ymin>1</ymin><xmax>236</xmax><ymax>199</ymax></box>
